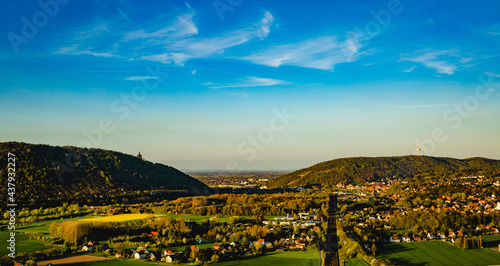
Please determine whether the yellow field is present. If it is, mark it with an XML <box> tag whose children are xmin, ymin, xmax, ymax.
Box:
<box><xmin>79</xmin><ymin>214</ymin><xmax>163</xmax><ymax>222</ymax></box>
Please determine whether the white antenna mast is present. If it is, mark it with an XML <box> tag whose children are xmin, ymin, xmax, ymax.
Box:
<box><xmin>416</xmin><ymin>139</ymin><xmax>421</xmax><ymax>156</ymax></box>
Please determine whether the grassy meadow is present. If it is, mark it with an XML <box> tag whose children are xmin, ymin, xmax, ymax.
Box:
<box><xmin>0</xmin><ymin>232</ymin><xmax>53</xmax><ymax>256</ymax></box>
<box><xmin>378</xmin><ymin>240</ymin><xmax>500</xmax><ymax>266</ymax></box>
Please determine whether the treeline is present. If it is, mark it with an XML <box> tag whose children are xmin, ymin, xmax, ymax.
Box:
<box><xmin>0</xmin><ymin>142</ymin><xmax>209</xmax><ymax>209</ymax></box>
<box><xmin>454</xmin><ymin>236</ymin><xmax>483</xmax><ymax>249</ymax></box>
<box><xmin>388</xmin><ymin>210</ymin><xmax>500</xmax><ymax>235</ymax></box>
<box><xmin>151</xmin><ymin>192</ymin><xmax>328</xmax><ymax>217</ymax></box>
<box><xmin>336</xmin><ymin>220</ymin><xmax>389</xmax><ymax>266</ymax></box>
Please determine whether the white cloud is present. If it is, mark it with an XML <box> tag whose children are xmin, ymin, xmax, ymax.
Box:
<box><xmin>140</xmin><ymin>11</ymin><xmax>274</xmax><ymax>65</ymax></box>
<box><xmin>402</xmin><ymin>66</ymin><xmax>416</xmax><ymax>73</ymax></box>
<box><xmin>401</xmin><ymin>50</ymin><xmax>459</xmax><ymax>75</ymax></box>
<box><xmin>124</xmin><ymin>11</ymin><xmax>198</xmax><ymax>42</ymax></box>
<box><xmin>75</xmin><ymin>23</ymin><xmax>109</xmax><ymax>40</ymax></box>
<box><xmin>240</xmin><ymin>35</ymin><xmax>365</xmax><ymax>71</ymax></box>
<box><xmin>55</xmin><ymin>45</ymin><xmax>122</xmax><ymax>58</ymax></box>
<box><xmin>479</xmin><ymin>23</ymin><xmax>500</xmax><ymax>35</ymax></box>
<box><xmin>205</xmin><ymin>76</ymin><xmax>289</xmax><ymax>89</ymax></box>
<box><xmin>486</xmin><ymin>72</ymin><xmax>500</xmax><ymax>77</ymax></box>
<box><xmin>125</xmin><ymin>76</ymin><xmax>159</xmax><ymax>81</ymax></box>
<box><xmin>229</xmin><ymin>92</ymin><xmax>249</xmax><ymax>98</ymax></box>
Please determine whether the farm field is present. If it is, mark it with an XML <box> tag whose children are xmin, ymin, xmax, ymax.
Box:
<box><xmin>378</xmin><ymin>240</ymin><xmax>500</xmax><ymax>266</ymax></box>
<box><xmin>0</xmin><ymin>232</ymin><xmax>53</xmax><ymax>256</ymax></box>
<box><xmin>8</xmin><ymin>214</ymin><xmax>281</xmax><ymax>235</ymax></box>
<box><xmin>16</xmin><ymin>223</ymin><xmax>52</xmax><ymax>234</ymax></box>
<box><xmin>215</xmin><ymin>250</ymin><xmax>321</xmax><ymax>266</ymax></box>
<box><xmin>161</xmin><ymin>214</ymin><xmax>279</xmax><ymax>223</ymax></box>
<box><xmin>38</xmin><ymin>254</ymin><xmax>108</xmax><ymax>265</ymax></box>
<box><xmin>482</xmin><ymin>235</ymin><xmax>500</xmax><ymax>248</ymax></box>
<box><xmin>36</xmin><ymin>251</ymin><xmax>320</xmax><ymax>266</ymax></box>
<box><xmin>12</xmin><ymin>215</ymin><xmax>98</xmax><ymax>234</ymax></box>
<box><xmin>79</xmin><ymin>214</ymin><xmax>164</xmax><ymax>222</ymax></box>
<box><xmin>39</xmin><ymin>258</ymin><xmax>147</xmax><ymax>266</ymax></box>
<box><xmin>167</xmin><ymin>243</ymin><xmax>214</xmax><ymax>252</ymax></box>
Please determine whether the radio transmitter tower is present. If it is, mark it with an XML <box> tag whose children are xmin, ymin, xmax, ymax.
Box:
<box><xmin>416</xmin><ymin>139</ymin><xmax>421</xmax><ymax>156</ymax></box>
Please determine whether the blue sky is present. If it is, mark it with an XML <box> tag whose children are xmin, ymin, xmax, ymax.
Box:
<box><xmin>1</xmin><ymin>0</ymin><xmax>500</xmax><ymax>170</ymax></box>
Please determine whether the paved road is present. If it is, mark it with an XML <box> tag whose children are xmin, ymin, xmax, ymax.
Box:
<box><xmin>325</xmin><ymin>195</ymin><xmax>340</xmax><ymax>266</ymax></box>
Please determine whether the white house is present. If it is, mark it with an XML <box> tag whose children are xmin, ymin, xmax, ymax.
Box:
<box><xmin>390</xmin><ymin>236</ymin><xmax>401</xmax><ymax>243</ymax></box>
<box><xmin>82</xmin><ymin>245</ymin><xmax>94</xmax><ymax>252</ymax></box>
<box><xmin>133</xmin><ymin>247</ymin><xmax>150</xmax><ymax>259</ymax></box>
<box><xmin>165</xmin><ymin>255</ymin><xmax>177</xmax><ymax>263</ymax></box>
<box><xmin>401</xmin><ymin>236</ymin><xmax>411</xmax><ymax>242</ymax></box>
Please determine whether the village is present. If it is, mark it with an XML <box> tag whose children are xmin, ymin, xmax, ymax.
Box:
<box><xmin>335</xmin><ymin>174</ymin><xmax>500</xmax><ymax>250</ymax></box>
<box><xmin>73</xmin><ymin>211</ymin><xmax>326</xmax><ymax>264</ymax></box>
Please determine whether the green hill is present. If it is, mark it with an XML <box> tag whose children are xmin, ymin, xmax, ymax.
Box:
<box><xmin>268</xmin><ymin>156</ymin><xmax>500</xmax><ymax>188</ymax></box>
<box><xmin>0</xmin><ymin>142</ymin><xmax>210</xmax><ymax>208</ymax></box>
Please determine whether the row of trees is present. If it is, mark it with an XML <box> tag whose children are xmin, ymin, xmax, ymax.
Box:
<box><xmin>454</xmin><ymin>236</ymin><xmax>483</xmax><ymax>249</ymax></box>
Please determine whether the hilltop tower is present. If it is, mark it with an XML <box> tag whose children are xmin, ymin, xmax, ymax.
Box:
<box><xmin>137</xmin><ymin>152</ymin><xmax>143</xmax><ymax>160</ymax></box>
<box><xmin>416</xmin><ymin>139</ymin><xmax>421</xmax><ymax>156</ymax></box>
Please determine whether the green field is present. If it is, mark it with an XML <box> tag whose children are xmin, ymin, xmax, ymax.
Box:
<box><xmin>378</xmin><ymin>240</ymin><xmax>500</xmax><ymax>266</ymax></box>
<box><xmin>47</xmin><ymin>251</ymin><xmax>320</xmax><ymax>266</ymax></box>
<box><xmin>48</xmin><ymin>259</ymin><xmax>157</xmax><ymax>266</ymax></box>
<box><xmin>14</xmin><ymin>215</ymin><xmax>99</xmax><ymax>234</ymax></box>
<box><xmin>0</xmin><ymin>232</ymin><xmax>53</xmax><ymax>256</ymax></box>
<box><xmin>344</xmin><ymin>258</ymin><xmax>370</xmax><ymax>266</ymax></box>
<box><xmin>16</xmin><ymin>224</ymin><xmax>52</xmax><ymax>234</ymax></box>
<box><xmin>482</xmin><ymin>235</ymin><xmax>500</xmax><ymax>248</ymax></box>
<box><xmin>79</xmin><ymin>214</ymin><xmax>163</xmax><ymax>222</ymax></box>
<box><xmin>216</xmin><ymin>251</ymin><xmax>321</xmax><ymax>266</ymax></box>
<box><xmin>168</xmin><ymin>243</ymin><xmax>215</xmax><ymax>252</ymax></box>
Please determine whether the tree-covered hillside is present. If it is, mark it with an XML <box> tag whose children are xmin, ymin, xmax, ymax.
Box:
<box><xmin>0</xmin><ymin>142</ymin><xmax>210</xmax><ymax>208</ymax></box>
<box><xmin>268</xmin><ymin>156</ymin><xmax>500</xmax><ymax>188</ymax></box>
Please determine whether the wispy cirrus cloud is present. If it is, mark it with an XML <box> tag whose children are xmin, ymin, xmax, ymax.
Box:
<box><xmin>478</xmin><ymin>23</ymin><xmax>500</xmax><ymax>35</ymax></box>
<box><xmin>402</xmin><ymin>66</ymin><xmax>416</xmax><ymax>73</ymax></box>
<box><xmin>400</xmin><ymin>49</ymin><xmax>459</xmax><ymax>75</ymax></box>
<box><xmin>123</xmin><ymin>11</ymin><xmax>198</xmax><ymax>42</ymax></box>
<box><xmin>55</xmin><ymin>45</ymin><xmax>123</xmax><ymax>58</ymax></box>
<box><xmin>125</xmin><ymin>76</ymin><xmax>159</xmax><ymax>81</ymax></box>
<box><xmin>140</xmin><ymin>11</ymin><xmax>274</xmax><ymax>65</ymax></box>
<box><xmin>204</xmin><ymin>76</ymin><xmax>289</xmax><ymax>89</ymax></box>
<box><xmin>486</xmin><ymin>72</ymin><xmax>500</xmax><ymax>77</ymax></box>
<box><xmin>54</xmin><ymin>6</ymin><xmax>274</xmax><ymax>66</ymax></box>
<box><xmin>240</xmin><ymin>35</ymin><xmax>367</xmax><ymax>71</ymax></box>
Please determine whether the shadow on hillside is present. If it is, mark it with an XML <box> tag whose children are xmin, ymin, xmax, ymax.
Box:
<box><xmin>379</xmin><ymin>244</ymin><xmax>427</xmax><ymax>266</ymax></box>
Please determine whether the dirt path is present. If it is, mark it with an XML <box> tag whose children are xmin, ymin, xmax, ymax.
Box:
<box><xmin>38</xmin><ymin>254</ymin><xmax>107</xmax><ymax>265</ymax></box>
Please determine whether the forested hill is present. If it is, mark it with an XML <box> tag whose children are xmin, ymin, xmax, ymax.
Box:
<box><xmin>268</xmin><ymin>156</ymin><xmax>500</xmax><ymax>188</ymax></box>
<box><xmin>0</xmin><ymin>142</ymin><xmax>210</xmax><ymax>208</ymax></box>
